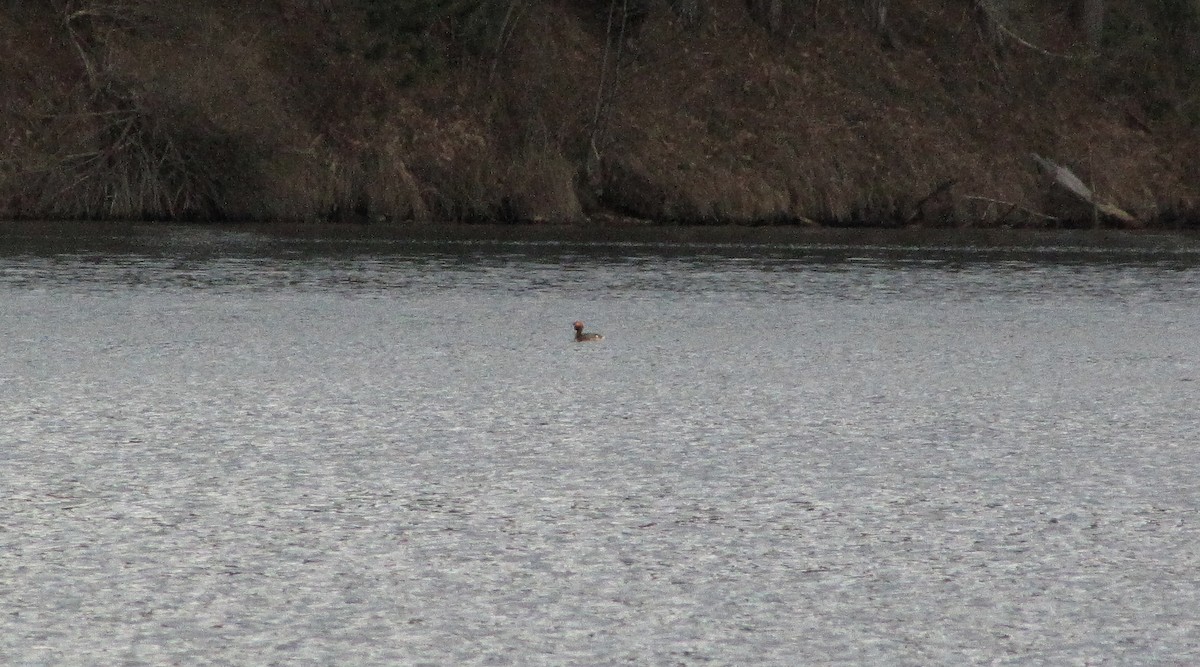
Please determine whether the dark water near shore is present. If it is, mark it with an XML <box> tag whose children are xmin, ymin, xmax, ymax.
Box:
<box><xmin>3</xmin><ymin>223</ymin><xmax>1199</xmax><ymax>665</ymax></box>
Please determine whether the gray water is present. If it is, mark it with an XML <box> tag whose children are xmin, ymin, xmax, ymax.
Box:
<box><xmin>2</xmin><ymin>224</ymin><xmax>1199</xmax><ymax>666</ymax></box>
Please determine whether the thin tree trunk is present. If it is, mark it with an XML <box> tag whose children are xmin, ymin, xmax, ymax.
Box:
<box><xmin>767</xmin><ymin>0</ymin><xmax>781</xmax><ymax>33</ymax></box>
<box><xmin>1083</xmin><ymin>0</ymin><xmax>1104</xmax><ymax>51</ymax></box>
<box><xmin>865</xmin><ymin>0</ymin><xmax>898</xmax><ymax>49</ymax></box>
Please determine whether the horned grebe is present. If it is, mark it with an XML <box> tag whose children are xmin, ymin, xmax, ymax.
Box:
<box><xmin>573</xmin><ymin>321</ymin><xmax>603</xmax><ymax>342</ymax></box>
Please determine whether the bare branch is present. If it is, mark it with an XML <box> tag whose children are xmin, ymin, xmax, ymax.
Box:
<box><xmin>963</xmin><ymin>195</ymin><xmax>1059</xmax><ymax>221</ymax></box>
<box><xmin>975</xmin><ymin>0</ymin><xmax>1097</xmax><ymax>61</ymax></box>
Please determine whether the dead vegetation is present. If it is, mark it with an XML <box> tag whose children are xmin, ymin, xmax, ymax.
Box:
<box><xmin>0</xmin><ymin>0</ymin><xmax>1197</xmax><ymax>227</ymax></box>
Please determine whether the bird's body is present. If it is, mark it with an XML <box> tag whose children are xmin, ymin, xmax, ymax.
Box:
<box><xmin>573</xmin><ymin>321</ymin><xmax>603</xmax><ymax>342</ymax></box>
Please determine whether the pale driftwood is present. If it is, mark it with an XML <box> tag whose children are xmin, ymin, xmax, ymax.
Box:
<box><xmin>1093</xmin><ymin>201</ymin><xmax>1139</xmax><ymax>226</ymax></box>
<box><xmin>1031</xmin><ymin>153</ymin><xmax>1138</xmax><ymax>227</ymax></box>
<box><xmin>1032</xmin><ymin>153</ymin><xmax>1093</xmax><ymax>200</ymax></box>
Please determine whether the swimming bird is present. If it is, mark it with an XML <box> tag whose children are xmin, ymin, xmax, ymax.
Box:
<box><xmin>573</xmin><ymin>321</ymin><xmax>603</xmax><ymax>342</ymax></box>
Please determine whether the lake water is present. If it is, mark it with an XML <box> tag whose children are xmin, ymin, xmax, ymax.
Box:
<box><xmin>2</xmin><ymin>223</ymin><xmax>1199</xmax><ymax>665</ymax></box>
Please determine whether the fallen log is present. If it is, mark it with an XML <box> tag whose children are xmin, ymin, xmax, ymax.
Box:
<box><xmin>1031</xmin><ymin>153</ymin><xmax>1140</xmax><ymax>228</ymax></box>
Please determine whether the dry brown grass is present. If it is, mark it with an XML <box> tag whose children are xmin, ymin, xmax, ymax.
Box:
<box><xmin>582</xmin><ymin>0</ymin><xmax>1200</xmax><ymax>227</ymax></box>
<box><xmin>503</xmin><ymin>147</ymin><xmax>582</xmax><ymax>222</ymax></box>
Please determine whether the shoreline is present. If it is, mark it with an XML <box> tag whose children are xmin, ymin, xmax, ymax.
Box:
<box><xmin>5</xmin><ymin>218</ymin><xmax>1200</xmax><ymax>256</ymax></box>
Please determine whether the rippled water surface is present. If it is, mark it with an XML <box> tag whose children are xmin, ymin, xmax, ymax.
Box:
<box><xmin>3</xmin><ymin>224</ymin><xmax>1200</xmax><ymax>665</ymax></box>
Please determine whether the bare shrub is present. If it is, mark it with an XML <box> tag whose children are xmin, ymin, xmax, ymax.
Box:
<box><xmin>366</xmin><ymin>137</ymin><xmax>430</xmax><ymax>221</ymax></box>
<box><xmin>26</xmin><ymin>90</ymin><xmax>258</xmax><ymax>219</ymax></box>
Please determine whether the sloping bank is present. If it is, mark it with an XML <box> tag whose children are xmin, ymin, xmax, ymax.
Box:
<box><xmin>1</xmin><ymin>1</ymin><xmax>1197</xmax><ymax>228</ymax></box>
